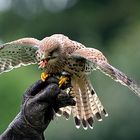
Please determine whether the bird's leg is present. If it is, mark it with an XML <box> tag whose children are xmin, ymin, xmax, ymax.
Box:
<box><xmin>41</xmin><ymin>72</ymin><xmax>49</xmax><ymax>81</ymax></box>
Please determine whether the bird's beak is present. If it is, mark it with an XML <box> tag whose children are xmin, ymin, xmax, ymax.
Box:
<box><xmin>39</xmin><ymin>59</ymin><xmax>48</xmax><ymax>68</ymax></box>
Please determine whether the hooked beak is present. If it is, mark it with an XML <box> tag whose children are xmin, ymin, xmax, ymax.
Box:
<box><xmin>39</xmin><ymin>59</ymin><xmax>48</xmax><ymax>68</ymax></box>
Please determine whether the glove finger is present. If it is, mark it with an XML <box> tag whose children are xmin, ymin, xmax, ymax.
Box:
<box><xmin>58</xmin><ymin>98</ymin><xmax>76</xmax><ymax>108</ymax></box>
<box><xmin>24</xmin><ymin>80</ymin><xmax>47</xmax><ymax>97</ymax></box>
<box><xmin>56</xmin><ymin>94</ymin><xmax>76</xmax><ymax>107</ymax></box>
<box><xmin>24</xmin><ymin>76</ymin><xmax>60</xmax><ymax>98</ymax></box>
<box><xmin>33</xmin><ymin>83</ymin><xmax>60</xmax><ymax>102</ymax></box>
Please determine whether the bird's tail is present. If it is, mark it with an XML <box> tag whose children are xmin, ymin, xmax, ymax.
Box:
<box><xmin>57</xmin><ymin>76</ymin><xmax>108</xmax><ymax>129</ymax></box>
<box><xmin>98</xmin><ymin>62</ymin><xmax>140</xmax><ymax>97</ymax></box>
<box><xmin>74</xmin><ymin>75</ymin><xmax>108</xmax><ymax>129</ymax></box>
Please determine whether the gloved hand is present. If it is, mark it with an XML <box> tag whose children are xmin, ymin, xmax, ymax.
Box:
<box><xmin>0</xmin><ymin>73</ymin><xmax>75</xmax><ymax>140</ymax></box>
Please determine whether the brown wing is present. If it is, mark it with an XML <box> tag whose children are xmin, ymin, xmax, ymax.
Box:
<box><xmin>0</xmin><ymin>38</ymin><xmax>40</xmax><ymax>74</ymax></box>
<box><xmin>71</xmin><ymin>48</ymin><xmax>140</xmax><ymax>97</ymax></box>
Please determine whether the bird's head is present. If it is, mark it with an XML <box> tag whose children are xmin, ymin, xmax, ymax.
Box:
<box><xmin>36</xmin><ymin>38</ymin><xmax>64</xmax><ymax>69</ymax></box>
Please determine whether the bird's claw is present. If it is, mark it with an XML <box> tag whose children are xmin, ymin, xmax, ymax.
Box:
<box><xmin>41</xmin><ymin>72</ymin><xmax>49</xmax><ymax>81</ymax></box>
<box><xmin>59</xmin><ymin>76</ymin><xmax>69</xmax><ymax>88</ymax></box>
<box><xmin>41</xmin><ymin>71</ymin><xmax>71</xmax><ymax>89</ymax></box>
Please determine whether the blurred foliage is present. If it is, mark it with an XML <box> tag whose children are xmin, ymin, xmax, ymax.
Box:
<box><xmin>0</xmin><ymin>0</ymin><xmax>140</xmax><ymax>140</ymax></box>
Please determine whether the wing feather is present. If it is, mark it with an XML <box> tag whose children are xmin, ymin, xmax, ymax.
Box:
<box><xmin>71</xmin><ymin>48</ymin><xmax>140</xmax><ymax>97</ymax></box>
<box><xmin>0</xmin><ymin>38</ymin><xmax>40</xmax><ymax>74</ymax></box>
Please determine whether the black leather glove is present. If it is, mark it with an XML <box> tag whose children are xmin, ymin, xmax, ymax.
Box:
<box><xmin>0</xmin><ymin>73</ymin><xmax>75</xmax><ymax>140</ymax></box>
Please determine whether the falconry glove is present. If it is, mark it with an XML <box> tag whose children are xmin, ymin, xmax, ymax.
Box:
<box><xmin>0</xmin><ymin>75</ymin><xmax>75</xmax><ymax>140</ymax></box>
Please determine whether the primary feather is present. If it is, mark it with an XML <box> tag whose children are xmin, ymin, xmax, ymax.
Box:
<box><xmin>0</xmin><ymin>38</ymin><xmax>39</xmax><ymax>73</ymax></box>
<box><xmin>72</xmin><ymin>47</ymin><xmax>140</xmax><ymax>97</ymax></box>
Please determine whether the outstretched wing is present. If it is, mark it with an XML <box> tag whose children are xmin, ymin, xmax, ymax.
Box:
<box><xmin>0</xmin><ymin>38</ymin><xmax>40</xmax><ymax>74</ymax></box>
<box><xmin>71</xmin><ymin>48</ymin><xmax>140</xmax><ymax>97</ymax></box>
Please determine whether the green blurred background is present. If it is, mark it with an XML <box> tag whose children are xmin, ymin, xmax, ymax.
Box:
<box><xmin>0</xmin><ymin>0</ymin><xmax>140</xmax><ymax>139</ymax></box>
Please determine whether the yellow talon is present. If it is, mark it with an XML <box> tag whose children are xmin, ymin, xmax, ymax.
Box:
<box><xmin>41</xmin><ymin>72</ymin><xmax>49</xmax><ymax>81</ymax></box>
<box><xmin>59</xmin><ymin>76</ymin><xmax>69</xmax><ymax>87</ymax></box>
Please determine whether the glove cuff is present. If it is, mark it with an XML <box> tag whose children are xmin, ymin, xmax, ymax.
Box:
<box><xmin>9</xmin><ymin>112</ymin><xmax>44</xmax><ymax>138</ymax></box>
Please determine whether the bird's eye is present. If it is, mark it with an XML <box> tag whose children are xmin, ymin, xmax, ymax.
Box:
<box><xmin>49</xmin><ymin>48</ymin><xmax>60</xmax><ymax>59</ymax></box>
<box><xmin>49</xmin><ymin>51</ymin><xmax>58</xmax><ymax>59</ymax></box>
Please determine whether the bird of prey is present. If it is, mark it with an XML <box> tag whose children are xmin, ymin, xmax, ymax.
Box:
<box><xmin>0</xmin><ymin>34</ymin><xmax>140</xmax><ymax>129</ymax></box>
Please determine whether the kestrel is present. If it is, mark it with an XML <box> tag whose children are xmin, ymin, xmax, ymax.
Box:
<box><xmin>0</xmin><ymin>34</ymin><xmax>140</xmax><ymax>129</ymax></box>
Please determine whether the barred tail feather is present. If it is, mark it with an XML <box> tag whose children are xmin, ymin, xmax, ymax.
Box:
<box><xmin>56</xmin><ymin>107</ymin><xmax>70</xmax><ymax>118</ymax></box>
<box><xmin>80</xmin><ymin>92</ymin><xmax>89</xmax><ymax>130</ymax></box>
<box><xmin>91</xmin><ymin>90</ymin><xmax>108</xmax><ymax>118</ymax></box>
<box><xmin>62</xmin><ymin>106</ymin><xmax>72</xmax><ymax>120</ymax></box>
<box><xmin>71</xmin><ymin>81</ymin><xmax>83</xmax><ymax>129</ymax></box>
<box><xmin>87</xmin><ymin>80</ymin><xmax>108</xmax><ymax>119</ymax></box>
<box><xmin>57</xmin><ymin>76</ymin><xmax>108</xmax><ymax>130</ymax></box>
<box><xmin>98</xmin><ymin>62</ymin><xmax>140</xmax><ymax>97</ymax></box>
<box><xmin>77</xmin><ymin>75</ymin><xmax>108</xmax><ymax>129</ymax></box>
<box><xmin>79</xmin><ymin>79</ymin><xmax>94</xmax><ymax>129</ymax></box>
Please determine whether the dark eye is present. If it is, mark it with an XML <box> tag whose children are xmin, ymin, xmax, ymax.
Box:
<box><xmin>48</xmin><ymin>51</ymin><xmax>54</xmax><ymax>57</ymax></box>
<box><xmin>49</xmin><ymin>48</ymin><xmax>60</xmax><ymax>58</ymax></box>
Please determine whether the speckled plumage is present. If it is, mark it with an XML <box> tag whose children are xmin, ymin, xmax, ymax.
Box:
<box><xmin>0</xmin><ymin>34</ymin><xmax>140</xmax><ymax>129</ymax></box>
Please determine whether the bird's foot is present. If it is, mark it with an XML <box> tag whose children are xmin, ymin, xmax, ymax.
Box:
<box><xmin>59</xmin><ymin>76</ymin><xmax>69</xmax><ymax>88</ymax></box>
<box><xmin>41</xmin><ymin>72</ymin><xmax>49</xmax><ymax>81</ymax></box>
